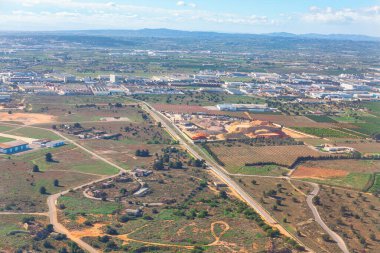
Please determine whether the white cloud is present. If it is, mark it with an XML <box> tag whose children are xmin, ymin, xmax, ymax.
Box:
<box><xmin>177</xmin><ymin>1</ymin><xmax>186</xmax><ymax>7</ymax></box>
<box><xmin>176</xmin><ymin>1</ymin><xmax>196</xmax><ymax>8</ymax></box>
<box><xmin>302</xmin><ymin>5</ymin><xmax>380</xmax><ymax>24</ymax></box>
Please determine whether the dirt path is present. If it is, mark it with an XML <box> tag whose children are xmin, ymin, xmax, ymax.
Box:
<box><xmin>0</xmin><ymin>212</ymin><xmax>48</xmax><ymax>216</ymax></box>
<box><xmin>0</xmin><ymin>132</ymin><xmax>37</xmax><ymax>143</ymax></box>
<box><xmin>208</xmin><ymin>221</ymin><xmax>230</xmax><ymax>246</ymax></box>
<box><xmin>117</xmin><ymin>224</ymin><xmax>195</xmax><ymax>250</ymax></box>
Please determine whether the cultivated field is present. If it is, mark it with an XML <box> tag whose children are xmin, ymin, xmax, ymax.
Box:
<box><xmin>292</xmin><ymin>159</ymin><xmax>380</xmax><ymax>191</ymax></box>
<box><xmin>206</xmin><ymin>143</ymin><xmax>326</xmax><ymax>170</ymax></box>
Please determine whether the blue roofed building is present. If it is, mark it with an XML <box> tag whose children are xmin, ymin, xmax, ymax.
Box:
<box><xmin>0</xmin><ymin>141</ymin><xmax>29</xmax><ymax>154</ymax></box>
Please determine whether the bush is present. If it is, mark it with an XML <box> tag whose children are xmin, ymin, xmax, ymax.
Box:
<box><xmin>105</xmin><ymin>226</ymin><xmax>118</xmax><ymax>235</ymax></box>
<box><xmin>98</xmin><ymin>235</ymin><xmax>110</xmax><ymax>243</ymax></box>
<box><xmin>118</xmin><ymin>215</ymin><xmax>130</xmax><ymax>223</ymax></box>
<box><xmin>39</xmin><ymin>186</ymin><xmax>47</xmax><ymax>195</ymax></box>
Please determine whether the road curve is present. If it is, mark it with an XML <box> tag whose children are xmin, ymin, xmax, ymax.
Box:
<box><xmin>306</xmin><ymin>182</ymin><xmax>350</xmax><ymax>253</ymax></box>
<box><xmin>0</xmin><ymin>123</ymin><xmax>129</xmax><ymax>253</ymax></box>
<box><xmin>139</xmin><ymin>102</ymin><xmax>312</xmax><ymax>251</ymax></box>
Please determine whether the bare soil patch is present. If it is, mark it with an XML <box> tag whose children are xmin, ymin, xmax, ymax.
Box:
<box><xmin>292</xmin><ymin>167</ymin><xmax>349</xmax><ymax>179</ymax></box>
<box><xmin>0</xmin><ymin>112</ymin><xmax>56</xmax><ymax>125</ymax></box>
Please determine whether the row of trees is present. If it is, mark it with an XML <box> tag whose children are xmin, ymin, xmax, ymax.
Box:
<box><xmin>135</xmin><ymin>149</ymin><xmax>150</xmax><ymax>157</ymax></box>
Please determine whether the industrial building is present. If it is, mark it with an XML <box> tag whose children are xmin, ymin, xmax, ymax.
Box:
<box><xmin>217</xmin><ymin>103</ymin><xmax>272</xmax><ymax>112</ymax></box>
<box><xmin>0</xmin><ymin>141</ymin><xmax>29</xmax><ymax>154</ymax></box>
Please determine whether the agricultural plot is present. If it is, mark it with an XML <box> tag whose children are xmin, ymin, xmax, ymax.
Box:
<box><xmin>306</xmin><ymin>115</ymin><xmax>337</xmax><ymax>123</ymax></box>
<box><xmin>249</xmin><ymin>114</ymin><xmax>335</xmax><ymax>128</ymax></box>
<box><xmin>292</xmin><ymin>159</ymin><xmax>380</xmax><ymax>191</ymax></box>
<box><xmin>317</xmin><ymin>186</ymin><xmax>380</xmax><ymax>252</ymax></box>
<box><xmin>291</xmin><ymin>127</ymin><xmax>357</xmax><ymax>138</ymax></box>
<box><xmin>133</xmin><ymin>93</ymin><xmax>264</xmax><ymax>106</ymax></box>
<box><xmin>233</xmin><ymin>176</ymin><xmax>341</xmax><ymax>253</ymax></box>
<box><xmin>235</xmin><ymin>165</ymin><xmax>290</xmax><ymax>176</ymax></box>
<box><xmin>205</xmin><ymin>143</ymin><xmax>326</xmax><ymax>170</ymax></box>
<box><xmin>0</xmin><ymin>124</ymin><xmax>16</xmax><ymax>133</ymax></box>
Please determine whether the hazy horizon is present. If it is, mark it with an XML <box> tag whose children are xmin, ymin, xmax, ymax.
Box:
<box><xmin>1</xmin><ymin>0</ymin><xmax>380</xmax><ymax>36</ymax></box>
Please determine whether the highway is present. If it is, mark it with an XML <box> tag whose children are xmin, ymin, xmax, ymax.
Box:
<box><xmin>139</xmin><ymin>102</ymin><xmax>312</xmax><ymax>250</ymax></box>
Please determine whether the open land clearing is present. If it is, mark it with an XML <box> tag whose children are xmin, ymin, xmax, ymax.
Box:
<box><xmin>57</xmin><ymin>166</ymin><xmax>299</xmax><ymax>253</ymax></box>
<box><xmin>232</xmin><ymin>176</ymin><xmax>341</xmax><ymax>253</ymax></box>
<box><xmin>0</xmin><ymin>143</ymin><xmax>121</xmax><ymax>213</ymax></box>
<box><xmin>28</xmin><ymin>100</ymin><xmax>144</xmax><ymax>124</ymax></box>
<box><xmin>205</xmin><ymin>142</ymin><xmax>327</xmax><ymax>171</ymax></box>
<box><xmin>292</xmin><ymin>159</ymin><xmax>380</xmax><ymax>191</ymax></box>
<box><xmin>317</xmin><ymin>186</ymin><xmax>380</xmax><ymax>252</ymax></box>
<box><xmin>0</xmin><ymin>112</ymin><xmax>56</xmax><ymax>125</ymax></box>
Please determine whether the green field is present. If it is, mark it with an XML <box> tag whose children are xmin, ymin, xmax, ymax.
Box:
<box><xmin>369</xmin><ymin>174</ymin><xmax>380</xmax><ymax>193</ymax></box>
<box><xmin>292</xmin><ymin>127</ymin><xmax>355</xmax><ymax>138</ymax></box>
<box><xmin>304</xmin><ymin>172</ymin><xmax>372</xmax><ymax>191</ymax></box>
<box><xmin>306</xmin><ymin>115</ymin><xmax>337</xmax><ymax>123</ymax></box>
<box><xmin>233</xmin><ymin>165</ymin><xmax>290</xmax><ymax>176</ymax></box>
<box><xmin>133</xmin><ymin>93</ymin><xmax>265</xmax><ymax>106</ymax></box>
<box><xmin>353</xmin><ymin>116</ymin><xmax>380</xmax><ymax>135</ymax></box>
<box><xmin>0</xmin><ymin>137</ymin><xmax>15</xmax><ymax>143</ymax></box>
<box><xmin>0</xmin><ymin>125</ymin><xmax>15</xmax><ymax>133</ymax></box>
<box><xmin>6</xmin><ymin>127</ymin><xmax>61</xmax><ymax>140</ymax></box>
<box><xmin>59</xmin><ymin>195</ymin><xmax>122</xmax><ymax>217</ymax></box>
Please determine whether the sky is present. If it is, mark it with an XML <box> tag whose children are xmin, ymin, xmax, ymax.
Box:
<box><xmin>0</xmin><ymin>0</ymin><xmax>380</xmax><ymax>36</ymax></box>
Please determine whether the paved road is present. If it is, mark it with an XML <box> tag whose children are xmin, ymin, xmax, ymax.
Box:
<box><xmin>140</xmin><ymin>103</ymin><xmax>312</xmax><ymax>249</ymax></box>
<box><xmin>45</xmin><ymin>128</ymin><xmax>128</xmax><ymax>253</ymax></box>
<box><xmin>306</xmin><ymin>183</ymin><xmax>350</xmax><ymax>253</ymax></box>
<box><xmin>0</xmin><ymin>123</ymin><xmax>128</xmax><ymax>253</ymax></box>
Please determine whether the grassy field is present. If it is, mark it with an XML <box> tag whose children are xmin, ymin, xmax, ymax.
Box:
<box><xmin>6</xmin><ymin>127</ymin><xmax>61</xmax><ymax>140</ymax></box>
<box><xmin>304</xmin><ymin>173</ymin><xmax>372</xmax><ymax>191</ymax></box>
<box><xmin>292</xmin><ymin>159</ymin><xmax>380</xmax><ymax>191</ymax></box>
<box><xmin>369</xmin><ymin>173</ymin><xmax>380</xmax><ymax>193</ymax></box>
<box><xmin>306</xmin><ymin>115</ymin><xmax>337</xmax><ymax>123</ymax></box>
<box><xmin>29</xmin><ymin>146</ymin><xmax>120</xmax><ymax>175</ymax></box>
<box><xmin>291</xmin><ymin>127</ymin><xmax>356</xmax><ymax>138</ymax></box>
<box><xmin>0</xmin><ymin>137</ymin><xmax>15</xmax><ymax>143</ymax></box>
<box><xmin>0</xmin><ymin>125</ymin><xmax>15</xmax><ymax>133</ymax></box>
<box><xmin>229</xmin><ymin>165</ymin><xmax>289</xmax><ymax>176</ymax></box>
<box><xmin>59</xmin><ymin>194</ymin><xmax>122</xmax><ymax>217</ymax></box>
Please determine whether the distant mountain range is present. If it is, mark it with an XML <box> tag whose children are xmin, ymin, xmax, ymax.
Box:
<box><xmin>1</xmin><ymin>28</ymin><xmax>380</xmax><ymax>42</ymax></box>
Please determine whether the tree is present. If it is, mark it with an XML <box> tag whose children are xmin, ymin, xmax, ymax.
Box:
<box><xmin>251</xmin><ymin>179</ymin><xmax>257</xmax><ymax>185</ymax></box>
<box><xmin>58</xmin><ymin>248</ymin><xmax>68</xmax><ymax>253</ymax></box>
<box><xmin>32</xmin><ymin>165</ymin><xmax>40</xmax><ymax>172</ymax></box>
<box><xmin>45</xmin><ymin>153</ymin><xmax>53</xmax><ymax>162</ymax></box>
<box><xmin>219</xmin><ymin>191</ymin><xmax>228</xmax><ymax>199</ymax></box>
<box><xmin>39</xmin><ymin>186</ymin><xmax>47</xmax><ymax>194</ymax></box>
<box><xmin>53</xmin><ymin>179</ymin><xmax>59</xmax><ymax>187</ymax></box>
<box><xmin>153</xmin><ymin>159</ymin><xmax>164</xmax><ymax>170</ymax></box>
